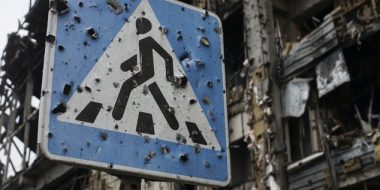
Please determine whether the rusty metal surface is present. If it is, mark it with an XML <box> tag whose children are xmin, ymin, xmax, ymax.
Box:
<box><xmin>282</xmin><ymin>16</ymin><xmax>339</xmax><ymax>79</ymax></box>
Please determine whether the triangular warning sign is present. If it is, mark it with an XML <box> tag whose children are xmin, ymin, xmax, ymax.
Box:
<box><xmin>58</xmin><ymin>0</ymin><xmax>221</xmax><ymax>150</ymax></box>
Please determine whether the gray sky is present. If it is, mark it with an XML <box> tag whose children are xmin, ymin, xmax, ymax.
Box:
<box><xmin>0</xmin><ymin>0</ymin><xmax>36</xmax><ymax>177</ymax></box>
<box><xmin>0</xmin><ymin>0</ymin><xmax>33</xmax><ymax>55</ymax></box>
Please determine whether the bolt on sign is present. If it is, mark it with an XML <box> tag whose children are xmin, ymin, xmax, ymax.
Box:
<box><xmin>39</xmin><ymin>0</ymin><xmax>230</xmax><ymax>186</ymax></box>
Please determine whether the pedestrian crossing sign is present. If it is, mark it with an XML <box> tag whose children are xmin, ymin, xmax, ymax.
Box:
<box><xmin>39</xmin><ymin>0</ymin><xmax>230</xmax><ymax>186</ymax></box>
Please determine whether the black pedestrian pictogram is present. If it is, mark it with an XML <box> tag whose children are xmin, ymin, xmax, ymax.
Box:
<box><xmin>75</xmin><ymin>17</ymin><xmax>207</xmax><ymax>145</ymax></box>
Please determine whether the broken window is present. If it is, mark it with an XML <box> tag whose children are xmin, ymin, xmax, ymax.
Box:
<box><xmin>286</xmin><ymin>107</ymin><xmax>322</xmax><ymax>162</ymax></box>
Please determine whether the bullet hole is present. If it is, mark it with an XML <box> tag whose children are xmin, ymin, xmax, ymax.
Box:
<box><xmin>194</xmin><ymin>144</ymin><xmax>201</xmax><ymax>153</ymax></box>
<box><xmin>84</xmin><ymin>86</ymin><xmax>92</xmax><ymax>92</ymax></box>
<box><xmin>86</xmin><ymin>141</ymin><xmax>91</xmax><ymax>147</ymax></box>
<box><xmin>78</xmin><ymin>1</ymin><xmax>83</xmax><ymax>7</ymax></box>
<box><xmin>200</xmin><ymin>37</ymin><xmax>210</xmax><ymax>47</ymax></box>
<box><xmin>107</xmin><ymin>106</ymin><xmax>112</xmax><ymax>112</ymax></box>
<box><xmin>113</xmin><ymin>82</ymin><xmax>119</xmax><ymax>88</ymax></box>
<box><xmin>118</xmin><ymin>37</ymin><xmax>122</xmax><ymax>42</ymax></box>
<box><xmin>208</xmin><ymin>111</ymin><xmax>215</xmax><ymax>117</ymax></box>
<box><xmin>109</xmin><ymin>163</ymin><xmax>113</xmax><ymax>168</ymax></box>
<box><xmin>166</xmin><ymin>106</ymin><xmax>175</xmax><ymax>114</ymax></box>
<box><xmin>197</xmin><ymin>26</ymin><xmax>205</xmax><ymax>33</ymax></box>
<box><xmin>202</xmin><ymin>10</ymin><xmax>209</xmax><ymax>20</ymax></box>
<box><xmin>145</xmin><ymin>151</ymin><xmax>156</xmax><ymax>163</ymax></box>
<box><xmin>158</xmin><ymin>26</ymin><xmax>168</xmax><ymax>34</ymax></box>
<box><xmin>141</xmin><ymin>11</ymin><xmax>146</xmax><ymax>16</ymax></box>
<box><xmin>189</xmin><ymin>99</ymin><xmax>197</xmax><ymax>105</ymax></box>
<box><xmin>179</xmin><ymin>51</ymin><xmax>189</xmax><ymax>61</ymax></box>
<box><xmin>83</xmin><ymin>41</ymin><xmax>88</xmax><ymax>46</ymax></box>
<box><xmin>176</xmin><ymin>34</ymin><xmax>183</xmax><ymax>41</ymax></box>
<box><xmin>99</xmin><ymin>132</ymin><xmax>108</xmax><ymax>141</ymax></box>
<box><xmin>214</xmin><ymin>27</ymin><xmax>222</xmax><ymax>34</ymax></box>
<box><xmin>83</xmin><ymin>55</ymin><xmax>87</xmax><ymax>59</ymax></box>
<box><xmin>124</xmin><ymin>3</ymin><xmax>129</xmax><ymax>11</ymax></box>
<box><xmin>95</xmin><ymin>78</ymin><xmax>101</xmax><ymax>83</ymax></box>
<box><xmin>63</xmin><ymin>147</ymin><xmax>68</xmax><ymax>154</ymax></box>
<box><xmin>63</xmin><ymin>84</ymin><xmax>72</xmax><ymax>95</ymax></box>
<box><xmin>52</xmin><ymin>103</ymin><xmax>67</xmax><ymax>114</ymax></box>
<box><xmin>143</xmin><ymin>85</ymin><xmax>149</xmax><ymax>95</ymax></box>
<box><xmin>77</xmin><ymin>86</ymin><xmax>83</xmax><ymax>93</ymax></box>
<box><xmin>196</xmin><ymin>60</ymin><xmax>205</xmax><ymax>69</ymax></box>
<box><xmin>114</xmin><ymin>124</ymin><xmax>119</xmax><ymax>129</ymax></box>
<box><xmin>42</xmin><ymin>90</ymin><xmax>47</xmax><ymax>96</ymax></box>
<box><xmin>207</xmin><ymin>81</ymin><xmax>213</xmax><ymax>88</ymax></box>
<box><xmin>179</xmin><ymin>153</ymin><xmax>189</xmax><ymax>162</ymax></box>
<box><xmin>203</xmin><ymin>97</ymin><xmax>211</xmax><ymax>104</ymax></box>
<box><xmin>173</xmin><ymin>76</ymin><xmax>188</xmax><ymax>88</ymax></box>
<box><xmin>57</xmin><ymin>0</ymin><xmax>69</xmax><ymax>15</ymax></box>
<box><xmin>204</xmin><ymin>160</ymin><xmax>210</xmax><ymax>168</ymax></box>
<box><xmin>107</xmin><ymin>0</ymin><xmax>123</xmax><ymax>15</ymax></box>
<box><xmin>176</xmin><ymin>133</ymin><xmax>187</xmax><ymax>144</ymax></box>
<box><xmin>46</xmin><ymin>34</ymin><xmax>56</xmax><ymax>43</ymax></box>
<box><xmin>161</xmin><ymin>146</ymin><xmax>170</xmax><ymax>154</ymax></box>
<box><xmin>48</xmin><ymin>132</ymin><xmax>53</xmax><ymax>138</ymax></box>
<box><xmin>86</xmin><ymin>27</ymin><xmax>99</xmax><ymax>40</ymax></box>
<box><xmin>132</xmin><ymin>80</ymin><xmax>138</xmax><ymax>87</ymax></box>
<box><xmin>217</xmin><ymin>152</ymin><xmax>223</xmax><ymax>159</ymax></box>
<box><xmin>74</xmin><ymin>16</ymin><xmax>81</xmax><ymax>23</ymax></box>
<box><xmin>58</xmin><ymin>45</ymin><xmax>65</xmax><ymax>51</ymax></box>
<box><xmin>144</xmin><ymin>136</ymin><xmax>150</xmax><ymax>143</ymax></box>
<box><xmin>181</xmin><ymin>7</ymin><xmax>185</xmax><ymax>11</ymax></box>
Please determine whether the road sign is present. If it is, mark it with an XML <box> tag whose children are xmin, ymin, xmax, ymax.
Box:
<box><xmin>39</xmin><ymin>0</ymin><xmax>230</xmax><ymax>186</ymax></box>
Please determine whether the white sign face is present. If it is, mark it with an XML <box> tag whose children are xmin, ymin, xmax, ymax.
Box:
<box><xmin>40</xmin><ymin>0</ymin><xmax>230</xmax><ymax>186</ymax></box>
<box><xmin>57</xmin><ymin>0</ymin><xmax>220</xmax><ymax>150</ymax></box>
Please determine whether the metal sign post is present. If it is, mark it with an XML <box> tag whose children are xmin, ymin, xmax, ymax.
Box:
<box><xmin>39</xmin><ymin>0</ymin><xmax>230</xmax><ymax>186</ymax></box>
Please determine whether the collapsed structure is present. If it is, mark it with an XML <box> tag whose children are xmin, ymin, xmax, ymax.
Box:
<box><xmin>1</xmin><ymin>0</ymin><xmax>380</xmax><ymax>189</ymax></box>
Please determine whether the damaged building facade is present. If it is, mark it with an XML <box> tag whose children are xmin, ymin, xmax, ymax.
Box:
<box><xmin>1</xmin><ymin>0</ymin><xmax>380</xmax><ymax>189</ymax></box>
